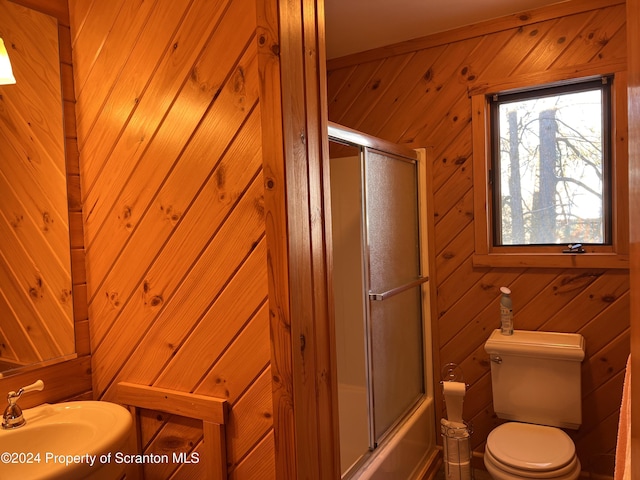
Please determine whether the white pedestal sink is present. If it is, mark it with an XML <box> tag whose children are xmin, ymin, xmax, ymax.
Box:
<box><xmin>0</xmin><ymin>401</ymin><xmax>133</xmax><ymax>480</ymax></box>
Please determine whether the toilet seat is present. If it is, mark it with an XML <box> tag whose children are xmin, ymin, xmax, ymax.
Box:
<box><xmin>484</xmin><ymin>423</ymin><xmax>581</xmax><ymax>480</ymax></box>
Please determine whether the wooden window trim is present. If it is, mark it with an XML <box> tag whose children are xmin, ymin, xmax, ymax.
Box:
<box><xmin>472</xmin><ymin>71</ymin><xmax>629</xmax><ymax>269</ymax></box>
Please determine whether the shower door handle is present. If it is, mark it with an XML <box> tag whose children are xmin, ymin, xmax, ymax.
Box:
<box><xmin>368</xmin><ymin>276</ymin><xmax>429</xmax><ymax>301</ymax></box>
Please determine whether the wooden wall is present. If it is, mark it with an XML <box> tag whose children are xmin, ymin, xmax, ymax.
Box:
<box><xmin>0</xmin><ymin>0</ymin><xmax>91</xmax><ymax>406</ymax></box>
<box><xmin>627</xmin><ymin>0</ymin><xmax>640</xmax><ymax>473</ymax></box>
<box><xmin>327</xmin><ymin>0</ymin><xmax>630</xmax><ymax>467</ymax></box>
<box><xmin>68</xmin><ymin>0</ymin><xmax>274</xmax><ymax>478</ymax></box>
<box><xmin>256</xmin><ymin>0</ymin><xmax>341</xmax><ymax>477</ymax></box>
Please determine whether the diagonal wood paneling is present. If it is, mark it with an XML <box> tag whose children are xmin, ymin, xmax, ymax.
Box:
<box><xmin>69</xmin><ymin>0</ymin><xmax>274</xmax><ymax>477</ymax></box>
<box><xmin>327</xmin><ymin>0</ymin><xmax>629</xmax><ymax>468</ymax></box>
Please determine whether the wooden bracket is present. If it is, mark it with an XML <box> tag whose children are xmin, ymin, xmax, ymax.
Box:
<box><xmin>117</xmin><ymin>382</ymin><xmax>228</xmax><ymax>480</ymax></box>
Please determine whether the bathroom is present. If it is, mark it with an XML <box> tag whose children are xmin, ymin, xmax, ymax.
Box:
<box><xmin>0</xmin><ymin>0</ymin><xmax>636</xmax><ymax>479</ymax></box>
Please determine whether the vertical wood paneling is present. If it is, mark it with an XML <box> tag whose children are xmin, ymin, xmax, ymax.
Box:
<box><xmin>69</xmin><ymin>0</ymin><xmax>274</xmax><ymax>477</ymax></box>
<box><xmin>327</xmin><ymin>0</ymin><xmax>629</xmax><ymax>467</ymax></box>
<box><xmin>627</xmin><ymin>0</ymin><xmax>640</xmax><ymax>469</ymax></box>
<box><xmin>257</xmin><ymin>0</ymin><xmax>340</xmax><ymax>477</ymax></box>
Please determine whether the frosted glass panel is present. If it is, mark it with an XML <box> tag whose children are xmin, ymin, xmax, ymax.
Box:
<box><xmin>370</xmin><ymin>287</ymin><xmax>424</xmax><ymax>440</ymax></box>
<box><xmin>329</xmin><ymin>135</ymin><xmax>426</xmax><ymax>473</ymax></box>
<box><xmin>365</xmin><ymin>151</ymin><xmax>420</xmax><ymax>293</ymax></box>
<box><xmin>365</xmin><ymin>149</ymin><xmax>424</xmax><ymax>443</ymax></box>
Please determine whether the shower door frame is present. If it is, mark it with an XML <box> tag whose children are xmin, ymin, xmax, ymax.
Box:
<box><xmin>363</xmin><ymin>148</ymin><xmax>427</xmax><ymax>448</ymax></box>
<box><xmin>329</xmin><ymin>122</ymin><xmax>435</xmax><ymax>477</ymax></box>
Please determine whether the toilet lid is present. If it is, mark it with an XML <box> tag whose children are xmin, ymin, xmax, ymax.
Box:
<box><xmin>486</xmin><ymin>423</ymin><xmax>576</xmax><ymax>471</ymax></box>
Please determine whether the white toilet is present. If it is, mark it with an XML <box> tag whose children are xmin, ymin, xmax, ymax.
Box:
<box><xmin>483</xmin><ymin>329</ymin><xmax>586</xmax><ymax>480</ymax></box>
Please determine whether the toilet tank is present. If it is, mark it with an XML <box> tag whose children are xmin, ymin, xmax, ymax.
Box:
<box><xmin>484</xmin><ymin>329</ymin><xmax>585</xmax><ymax>430</ymax></box>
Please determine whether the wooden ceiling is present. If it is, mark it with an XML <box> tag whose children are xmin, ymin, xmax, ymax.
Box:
<box><xmin>325</xmin><ymin>0</ymin><xmax>568</xmax><ymax>58</ymax></box>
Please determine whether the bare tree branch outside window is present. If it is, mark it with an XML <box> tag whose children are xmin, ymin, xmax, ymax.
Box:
<box><xmin>493</xmin><ymin>82</ymin><xmax>608</xmax><ymax>246</ymax></box>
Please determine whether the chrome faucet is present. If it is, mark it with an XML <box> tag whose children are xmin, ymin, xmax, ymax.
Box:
<box><xmin>2</xmin><ymin>380</ymin><xmax>44</xmax><ymax>429</ymax></box>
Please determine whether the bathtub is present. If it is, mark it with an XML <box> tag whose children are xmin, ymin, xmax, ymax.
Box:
<box><xmin>339</xmin><ymin>383</ymin><xmax>436</xmax><ymax>480</ymax></box>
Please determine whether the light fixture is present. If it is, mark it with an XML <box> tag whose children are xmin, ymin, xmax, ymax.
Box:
<box><xmin>0</xmin><ymin>37</ymin><xmax>16</xmax><ymax>85</ymax></box>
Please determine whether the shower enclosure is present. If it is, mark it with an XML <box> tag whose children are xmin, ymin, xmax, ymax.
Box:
<box><xmin>328</xmin><ymin>122</ymin><xmax>435</xmax><ymax>479</ymax></box>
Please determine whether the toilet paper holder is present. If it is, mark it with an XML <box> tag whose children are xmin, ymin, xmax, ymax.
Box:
<box><xmin>441</xmin><ymin>363</ymin><xmax>469</xmax><ymax>427</ymax></box>
<box><xmin>441</xmin><ymin>419</ymin><xmax>473</xmax><ymax>480</ymax></box>
<box><xmin>440</xmin><ymin>363</ymin><xmax>469</xmax><ymax>390</ymax></box>
<box><xmin>440</xmin><ymin>363</ymin><xmax>473</xmax><ymax>480</ymax></box>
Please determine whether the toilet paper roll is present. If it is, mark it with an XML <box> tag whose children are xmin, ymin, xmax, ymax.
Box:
<box><xmin>443</xmin><ymin>434</ymin><xmax>471</xmax><ymax>463</ymax></box>
<box><xmin>443</xmin><ymin>381</ymin><xmax>466</xmax><ymax>423</ymax></box>
<box><xmin>443</xmin><ymin>381</ymin><xmax>466</xmax><ymax>396</ymax></box>
<box><xmin>445</xmin><ymin>461</ymin><xmax>471</xmax><ymax>480</ymax></box>
<box><xmin>441</xmin><ymin>418</ymin><xmax>468</xmax><ymax>433</ymax></box>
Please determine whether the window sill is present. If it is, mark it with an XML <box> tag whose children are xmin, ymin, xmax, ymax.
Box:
<box><xmin>472</xmin><ymin>252</ymin><xmax>629</xmax><ymax>269</ymax></box>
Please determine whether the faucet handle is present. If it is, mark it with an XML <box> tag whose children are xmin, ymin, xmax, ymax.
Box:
<box><xmin>7</xmin><ymin>380</ymin><xmax>44</xmax><ymax>403</ymax></box>
<box><xmin>2</xmin><ymin>380</ymin><xmax>44</xmax><ymax>430</ymax></box>
<box><xmin>21</xmin><ymin>380</ymin><xmax>44</xmax><ymax>394</ymax></box>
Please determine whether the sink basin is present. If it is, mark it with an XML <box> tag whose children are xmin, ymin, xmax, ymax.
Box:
<box><xmin>0</xmin><ymin>401</ymin><xmax>132</xmax><ymax>480</ymax></box>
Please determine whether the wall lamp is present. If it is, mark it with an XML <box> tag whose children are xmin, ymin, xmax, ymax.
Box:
<box><xmin>0</xmin><ymin>37</ymin><xmax>16</xmax><ymax>85</ymax></box>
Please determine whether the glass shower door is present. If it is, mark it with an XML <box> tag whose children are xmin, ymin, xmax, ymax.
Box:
<box><xmin>364</xmin><ymin>149</ymin><xmax>425</xmax><ymax>444</ymax></box>
<box><xmin>329</xmin><ymin>130</ymin><xmax>427</xmax><ymax>477</ymax></box>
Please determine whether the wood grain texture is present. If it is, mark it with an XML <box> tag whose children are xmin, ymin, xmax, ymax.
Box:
<box><xmin>257</xmin><ymin>0</ymin><xmax>341</xmax><ymax>477</ymax></box>
<box><xmin>117</xmin><ymin>383</ymin><xmax>228</xmax><ymax>480</ymax></box>
<box><xmin>117</xmin><ymin>382</ymin><xmax>227</xmax><ymax>424</ymax></box>
<box><xmin>327</xmin><ymin>0</ymin><xmax>629</xmax><ymax>467</ymax></box>
<box><xmin>254</xmin><ymin>1</ymin><xmax>298</xmax><ymax>477</ymax></box>
<box><xmin>69</xmin><ymin>0</ymin><xmax>274</xmax><ymax>477</ymax></box>
<box><xmin>626</xmin><ymin>0</ymin><xmax>640</xmax><ymax>473</ymax></box>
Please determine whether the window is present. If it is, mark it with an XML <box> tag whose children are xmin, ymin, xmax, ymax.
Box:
<box><xmin>472</xmin><ymin>73</ymin><xmax>628</xmax><ymax>269</ymax></box>
<box><xmin>490</xmin><ymin>78</ymin><xmax>611</xmax><ymax>247</ymax></box>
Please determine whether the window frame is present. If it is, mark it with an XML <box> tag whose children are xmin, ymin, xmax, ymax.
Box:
<box><xmin>490</xmin><ymin>77</ymin><xmax>612</xmax><ymax>248</ymax></box>
<box><xmin>472</xmin><ymin>72</ymin><xmax>629</xmax><ymax>269</ymax></box>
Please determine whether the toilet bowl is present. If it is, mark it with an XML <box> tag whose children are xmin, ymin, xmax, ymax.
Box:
<box><xmin>484</xmin><ymin>423</ymin><xmax>581</xmax><ymax>480</ymax></box>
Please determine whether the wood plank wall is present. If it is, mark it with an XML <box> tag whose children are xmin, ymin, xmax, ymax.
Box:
<box><xmin>627</xmin><ymin>0</ymin><xmax>640</xmax><ymax>473</ymax></box>
<box><xmin>0</xmin><ymin>0</ymin><xmax>91</xmax><ymax>405</ymax></box>
<box><xmin>256</xmin><ymin>0</ymin><xmax>341</xmax><ymax>477</ymax></box>
<box><xmin>327</xmin><ymin>0</ymin><xmax>630</xmax><ymax>467</ymax></box>
<box><xmin>68</xmin><ymin>0</ymin><xmax>274</xmax><ymax>478</ymax></box>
